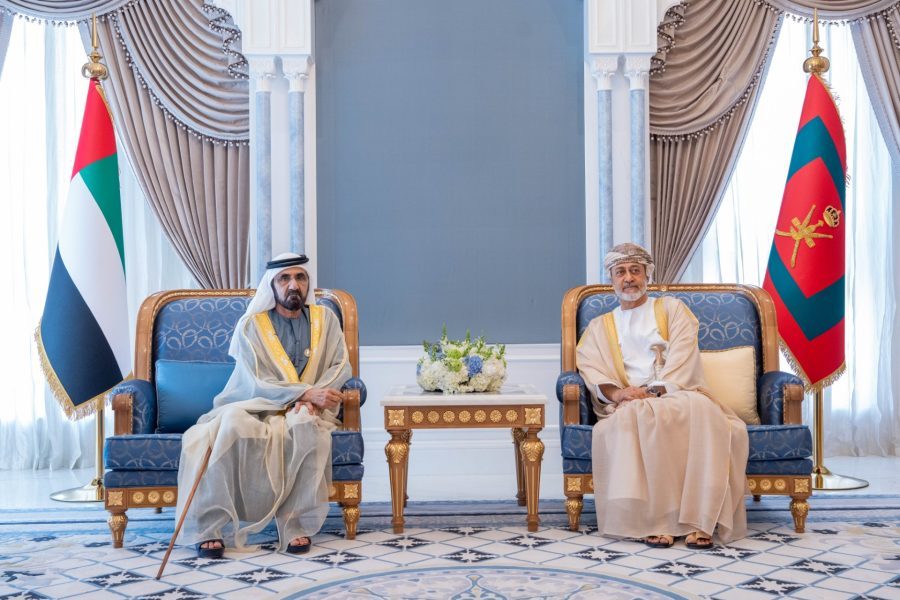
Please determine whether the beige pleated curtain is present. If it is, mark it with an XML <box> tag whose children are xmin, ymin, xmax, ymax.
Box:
<box><xmin>650</xmin><ymin>0</ymin><xmax>900</xmax><ymax>282</ymax></box>
<box><xmin>0</xmin><ymin>0</ymin><xmax>250</xmax><ymax>288</ymax></box>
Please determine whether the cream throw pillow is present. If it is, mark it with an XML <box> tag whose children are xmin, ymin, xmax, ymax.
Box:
<box><xmin>700</xmin><ymin>346</ymin><xmax>760</xmax><ymax>425</ymax></box>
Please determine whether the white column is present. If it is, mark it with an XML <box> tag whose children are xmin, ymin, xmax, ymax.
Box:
<box><xmin>591</xmin><ymin>56</ymin><xmax>618</xmax><ymax>282</ymax></box>
<box><xmin>234</xmin><ymin>0</ymin><xmax>315</xmax><ymax>273</ymax></box>
<box><xmin>283</xmin><ymin>57</ymin><xmax>311</xmax><ymax>255</ymax></box>
<box><xmin>625</xmin><ymin>56</ymin><xmax>650</xmax><ymax>249</ymax></box>
<box><xmin>250</xmin><ymin>59</ymin><xmax>277</xmax><ymax>281</ymax></box>
<box><xmin>584</xmin><ymin>0</ymin><xmax>681</xmax><ymax>271</ymax></box>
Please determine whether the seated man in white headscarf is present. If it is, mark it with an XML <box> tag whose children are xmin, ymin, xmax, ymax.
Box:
<box><xmin>176</xmin><ymin>252</ymin><xmax>351</xmax><ymax>558</ymax></box>
<box><xmin>577</xmin><ymin>243</ymin><xmax>749</xmax><ymax>549</ymax></box>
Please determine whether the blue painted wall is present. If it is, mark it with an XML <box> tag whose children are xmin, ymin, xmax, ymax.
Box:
<box><xmin>316</xmin><ymin>0</ymin><xmax>585</xmax><ymax>345</ymax></box>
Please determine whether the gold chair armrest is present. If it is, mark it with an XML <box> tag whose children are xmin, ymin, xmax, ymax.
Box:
<box><xmin>563</xmin><ymin>383</ymin><xmax>581</xmax><ymax>425</ymax></box>
<box><xmin>341</xmin><ymin>388</ymin><xmax>361</xmax><ymax>431</ymax></box>
<box><xmin>783</xmin><ymin>383</ymin><xmax>805</xmax><ymax>425</ymax></box>
<box><xmin>111</xmin><ymin>392</ymin><xmax>134</xmax><ymax>435</ymax></box>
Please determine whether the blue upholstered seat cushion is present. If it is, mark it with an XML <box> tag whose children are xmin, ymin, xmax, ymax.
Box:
<box><xmin>746</xmin><ymin>424</ymin><xmax>811</xmax><ymax>461</ymax></box>
<box><xmin>155</xmin><ymin>360</ymin><xmax>234</xmax><ymax>433</ymax></box>
<box><xmin>560</xmin><ymin>423</ymin><xmax>811</xmax><ymax>463</ymax></box>
<box><xmin>105</xmin><ymin>430</ymin><xmax>364</xmax><ymax>471</ymax></box>
<box><xmin>104</xmin><ymin>463</ymin><xmax>364</xmax><ymax>488</ymax></box>
<box><xmin>562</xmin><ymin>456</ymin><xmax>813</xmax><ymax>476</ymax></box>
<box><xmin>106</xmin><ymin>434</ymin><xmax>182</xmax><ymax>471</ymax></box>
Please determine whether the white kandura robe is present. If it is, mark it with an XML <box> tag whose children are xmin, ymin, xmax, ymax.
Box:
<box><xmin>176</xmin><ymin>304</ymin><xmax>351</xmax><ymax>551</ymax></box>
<box><xmin>577</xmin><ymin>296</ymin><xmax>749</xmax><ymax>542</ymax></box>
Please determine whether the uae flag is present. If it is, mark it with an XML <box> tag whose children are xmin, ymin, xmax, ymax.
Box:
<box><xmin>35</xmin><ymin>79</ymin><xmax>130</xmax><ymax>419</ymax></box>
<box><xmin>763</xmin><ymin>74</ymin><xmax>846</xmax><ymax>391</ymax></box>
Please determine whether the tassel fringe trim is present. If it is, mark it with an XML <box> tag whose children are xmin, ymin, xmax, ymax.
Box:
<box><xmin>33</xmin><ymin>324</ymin><xmax>132</xmax><ymax>421</ymax></box>
<box><xmin>777</xmin><ymin>336</ymin><xmax>846</xmax><ymax>393</ymax></box>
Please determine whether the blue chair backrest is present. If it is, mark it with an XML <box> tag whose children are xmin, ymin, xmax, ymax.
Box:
<box><xmin>576</xmin><ymin>290</ymin><xmax>765</xmax><ymax>382</ymax></box>
<box><xmin>153</xmin><ymin>294</ymin><xmax>345</xmax><ymax>366</ymax></box>
<box><xmin>154</xmin><ymin>297</ymin><xmax>250</xmax><ymax>365</ymax></box>
<box><xmin>148</xmin><ymin>293</ymin><xmax>348</xmax><ymax>433</ymax></box>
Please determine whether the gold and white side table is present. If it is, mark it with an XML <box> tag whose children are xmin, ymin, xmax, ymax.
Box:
<box><xmin>380</xmin><ymin>383</ymin><xmax>547</xmax><ymax>533</ymax></box>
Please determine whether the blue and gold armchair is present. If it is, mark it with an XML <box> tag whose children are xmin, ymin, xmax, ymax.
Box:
<box><xmin>557</xmin><ymin>284</ymin><xmax>813</xmax><ymax>533</ymax></box>
<box><xmin>103</xmin><ymin>289</ymin><xmax>366</xmax><ymax>547</ymax></box>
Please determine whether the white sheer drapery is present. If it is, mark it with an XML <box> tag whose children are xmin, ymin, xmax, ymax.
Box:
<box><xmin>683</xmin><ymin>19</ymin><xmax>897</xmax><ymax>456</ymax></box>
<box><xmin>0</xmin><ymin>19</ymin><xmax>195</xmax><ymax>470</ymax></box>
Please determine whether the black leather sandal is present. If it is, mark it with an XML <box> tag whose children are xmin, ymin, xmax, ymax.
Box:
<box><xmin>643</xmin><ymin>534</ymin><xmax>674</xmax><ymax>548</ymax></box>
<box><xmin>197</xmin><ymin>539</ymin><xmax>225</xmax><ymax>559</ymax></box>
<box><xmin>286</xmin><ymin>536</ymin><xmax>312</xmax><ymax>554</ymax></box>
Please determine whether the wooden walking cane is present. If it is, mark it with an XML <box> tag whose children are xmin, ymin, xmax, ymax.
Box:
<box><xmin>156</xmin><ymin>446</ymin><xmax>213</xmax><ymax>580</ymax></box>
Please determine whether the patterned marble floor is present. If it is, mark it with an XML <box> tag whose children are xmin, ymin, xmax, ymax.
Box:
<box><xmin>1</xmin><ymin>497</ymin><xmax>899</xmax><ymax>599</ymax></box>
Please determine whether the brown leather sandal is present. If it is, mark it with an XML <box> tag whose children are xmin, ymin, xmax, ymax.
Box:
<box><xmin>685</xmin><ymin>532</ymin><xmax>713</xmax><ymax>550</ymax></box>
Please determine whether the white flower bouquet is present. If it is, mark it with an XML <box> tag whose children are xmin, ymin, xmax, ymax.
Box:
<box><xmin>416</xmin><ymin>328</ymin><xmax>507</xmax><ymax>394</ymax></box>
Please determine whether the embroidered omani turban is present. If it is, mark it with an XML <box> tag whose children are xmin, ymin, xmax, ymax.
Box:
<box><xmin>604</xmin><ymin>243</ymin><xmax>655</xmax><ymax>279</ymax></box>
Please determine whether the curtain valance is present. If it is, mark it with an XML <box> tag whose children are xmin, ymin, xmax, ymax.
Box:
<box><xmin>0</xmin><ymin>0</ymin><xmax>251</xmax><ymax>287</ymax></box>
<box><xmin>766</xmin><ymin>0</ymin><xmax>898</xmax><ymax>20</ymax></box>
<box><xmin>0</xmin><ymin>0</ymin><xmax>248</xmax><ymax>143</ymax></box>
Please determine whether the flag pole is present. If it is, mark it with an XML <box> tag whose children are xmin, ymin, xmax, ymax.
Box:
<box><xmin>50</xmin><ymin>13</ymin><xmax>111</xmax><ymax>503</ymax></box>
<box><xmin>802</xmin><ymin>9</ymin><xmax>867</xmax><ymax>492</ymax></box>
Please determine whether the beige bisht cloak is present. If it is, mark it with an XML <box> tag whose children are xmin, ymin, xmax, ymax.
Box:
<box><xmin>177</xmin><ymin>262</ymin><xmax>350</xmax><ymax>551</ymax></box>
<box><xmin>577</xmin><ymin>296</ymin><xmax>749</xmax><ymax>542</ymax></box>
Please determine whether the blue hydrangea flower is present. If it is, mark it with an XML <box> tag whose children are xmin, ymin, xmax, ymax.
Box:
<box><xmin>465</xmin><ymin>355</ymin><xmax>483</xmax><ymax>377</ymax></box>
<box><xmin>416</xmin><ymin>362</ymin><xmax>422</xmax><ymax>376</ymax></box>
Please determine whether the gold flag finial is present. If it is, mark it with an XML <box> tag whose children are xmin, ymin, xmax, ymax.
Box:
<box><xmin>803</xmin><ymin>8</ymin><xmax>830</xmax><ymax>75</ymax></box>
<box><xmin>82</xmin><ymin>14</ymin><xmax>109</xmax><ymax>80</ymax></box>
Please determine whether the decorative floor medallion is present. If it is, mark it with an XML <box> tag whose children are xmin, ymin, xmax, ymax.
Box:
<box><xmin>285</xmin><ymin>565</ymin><xmax>698</xmax><ymax>599</ymax></box>
<box><xmin>0</xmin><ymin>497</ymin><xmax>898</xmax><ymax>599</ymax></box>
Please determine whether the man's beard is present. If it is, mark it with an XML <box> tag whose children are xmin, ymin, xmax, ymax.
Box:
<box><xmin>276</xmin><ymin>291</ymin><xmax>304</xmax><ymax>311</ymax></box>
<box><xmin>615</xmin><ymin>282</ymin><xmax>647</xmax><ymax>303</ymax></box>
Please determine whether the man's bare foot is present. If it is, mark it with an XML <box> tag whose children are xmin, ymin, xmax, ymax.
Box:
<box><xmin>200</xmin><ymin>540</ymin><xmax>223</xmax><ymax>550</ymax></box>
<box><xmin>643</xmin><ymin>534</ymin><xmax>674</xmax><ymax>548</ymax></box>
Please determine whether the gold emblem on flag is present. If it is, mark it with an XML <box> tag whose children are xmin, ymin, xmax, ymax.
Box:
<box><xmin>823</xmin><ymin>205</ymin><xmax>840</xmax><ymax>228</ymax></box>
<box><xmin>775</xmin><ymin>204</ymin><xmax>833</xmax><ymax>268</ymax></box>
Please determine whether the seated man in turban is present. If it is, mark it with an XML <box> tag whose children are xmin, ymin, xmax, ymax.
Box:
<box><xmin>176</xmin><ymin>253</ymin><xmax>351</xmax><ymax>558</ymax></box>
<box><xmin>577</xmin><ymin>243</ymin><xmax>748</xmax><ymax>549</ymax></box>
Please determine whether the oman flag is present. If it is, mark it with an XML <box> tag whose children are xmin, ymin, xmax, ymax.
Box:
<box><xmin>36</xmin><ymin>79</ymin><xmax>130</xmax><ymax>419</ymax></box>
<box><xmin>763</xmin><ymin>74</ymin><xmax>846</xmax><ymax>391</ymax></box>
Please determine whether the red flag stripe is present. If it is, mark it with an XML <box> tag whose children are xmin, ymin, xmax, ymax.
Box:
<box><xmin>797</xmin><ymin>75</ymin><xmax>846</xmax><ymax>169</ymax></box>
<box><xmin>71</xmin><ymin>80</ymin><xmax>116</xmax><ymax>179</ymax></box>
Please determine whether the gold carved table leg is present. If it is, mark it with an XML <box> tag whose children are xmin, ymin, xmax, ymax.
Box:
<box><xmin>512</xmin><ymin>428</ymin><xmax>526</xmax><ymax>506</ymax></box>
<box><xmin>521</xmin><ymin>429</ymin><xmax>544</xmax><ymax>532</ymax></box>
<box><xmin>385</xmin><ymin>429</ymin><xmax>411</xmax><ymax>534</ymax></box>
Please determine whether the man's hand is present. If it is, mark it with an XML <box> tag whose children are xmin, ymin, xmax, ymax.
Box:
<box><xmin>292</xmin><ymin>400</ymin><xmax>319</xmax><ymax>416</ymax></box>
<box><xmin>611</xmin><ymin>386</ymin><xmax>652</xmax><ymax>404</ymax></box>
<box><xmin>299</xmin><ymin>388</ymin><xmax>343</xmax><ymax>412</ymax></box>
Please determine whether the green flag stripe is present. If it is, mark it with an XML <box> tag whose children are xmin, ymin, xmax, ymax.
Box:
<box><xmin>766</xmin><ymin>242</ymin><xmax>844</xmax><ymax>339</ymax></box>
<box><xmin>77</xmin><ymin>154</ymin><xmax>124</xmax><ymax>270</ymax></box>
<box><xmin>786</xmin><ymin>116</ymin><xmax>845</xmax><ymax>207</ymax></box>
